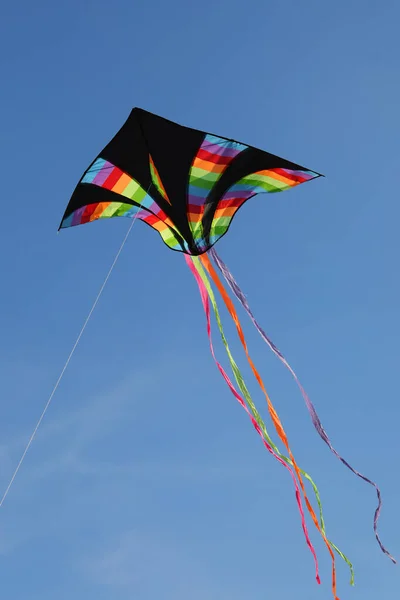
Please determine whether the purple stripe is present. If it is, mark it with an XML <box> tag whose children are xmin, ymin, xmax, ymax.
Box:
<box><xmin>188</xmin><ymin>193</ymin><xmax>208</xmax><ymax>205</ymax></box>
<box><xmin>92</xmin><ymin>161</ymin><xmax>114</xmax><ymax>186</ymax></box>
<box><xmin>201</xmin><ymin>142</ymin><xmax>241</xmax><ymax>157</ymax></box>
<box><xmin>146</xmin><ymin>201</ymin><xmax>160</xmax><ymax>214</ymax></box>
<box><xmin>281</xmin><ymin>168</ymin><xmax>315</xmax><ymax>180</ymax></box>
<box><xmin>71</xmin><ymin>206</ymin><xmax>86</xmax><ymax>226</ymax></box>
<box><xmin>209</xmin><ymin>247</ymin><xmax>396</xmax><ymax>566</ymax></box>
<box><xmin>138</xmin><ymin>208</ymin><xmax>153</xmax><ymax>219</ymax></box>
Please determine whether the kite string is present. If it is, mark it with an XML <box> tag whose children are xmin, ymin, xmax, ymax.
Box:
<box><xmin>209</xmin><ymin>247</ymin><xmax>396</xmax><ymax>566</ymax></box>
<box><xmin>0</xmin><ymin>216</ymin><xmax>138</xmax><ymax>509</ymax></box>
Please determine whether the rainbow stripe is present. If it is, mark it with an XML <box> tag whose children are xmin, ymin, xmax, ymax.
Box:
<box><xmin>187</xmin><ymin>135</ymin><xmax>248</xmax><ymax>251</ymax></box>
<box><xmin>208</xmin><ymin>168</ymin><xmax>317</xmax><ymax>245</ymax></box>
<box><xmin>61</xmin><ymin>158</ymin><xmax>185</xmax><ymax>251</ymax></box>
<box><xmin>62</xmin><ymin>147</ymin><xmax>318</xmax><ymax>255</ymax></box>
<box><xmin>149</xmin><ymin>154</ymin><xmax>171</xmax><ymax>204</ymax></box>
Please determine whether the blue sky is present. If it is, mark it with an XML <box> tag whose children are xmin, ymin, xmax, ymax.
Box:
<box><xmin>0</xmin><ymin>0</ymin><xmax>399</xmax><ymax>598</ymax></box>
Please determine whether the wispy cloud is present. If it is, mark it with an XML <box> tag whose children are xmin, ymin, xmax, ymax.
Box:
<box><xmin>1</xmin><ymin>349</ymin><xmax>263</xmax><ymax>489</ymax></box>
<box><xmin>82</xmin><ymin>528</ymin><xmax>243</xmax><ymax>600</ymax></box>
<box><xmin>0</xmin><ymin>368</ymin><xmax>151</xmax><ymax>484</ymax></box>
<box><xmin>0</xmin><ymin>363</ymin><xmax>162</xmax><ymax>555</ymax></box>
<box><xmin>0</xmin><ymin>354</ymin><xmax>265</xmax><ymax>559</ymax></box>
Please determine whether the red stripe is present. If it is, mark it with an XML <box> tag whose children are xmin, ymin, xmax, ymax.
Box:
<box><xmin>142</xmin><ymin>214</ymin><xmax>156</xmax><ymax>225</ymax></box>
<box><xmin>217</xmin><ymin>198</ymin><xmax>246</xmax><ymax>209</ymax></box>
<box><xmin>102</xmin><ymin>167</ymin><xmax>124</xmax><ymax>190</ymax></box>
<box><xmin>272</xmin><ymin>168</ymin><xmax>308</xmax><ymax>183</ymax></box>
<box><xmin>142</xmin><ymin>214</ymin><xmax>167</xmax><ymax>227</ymax></box>
<box><xmin>187</xmin><ymin>204</ymin><xmax>204</xmax><ymax>215</ymax></box>
<box><xmin>196</xmin><ymin>148</ymin><xmax>233</xmax><ymax>166</ymax></box>
<box><xmin>81</xmin><ymin>203</ymin><xmax>99</xmax><ymax>224</ymax></box>
<box><xmin>156</xmin><ymin>208</ymin><xmax>168</xmax><ymax>221</ymax></box>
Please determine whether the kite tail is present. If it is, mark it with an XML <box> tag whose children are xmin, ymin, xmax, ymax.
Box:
<box><xmin>185</xmin><ymin>254</ymin><xmax>321</xmax><ymax>587</ymax></box>
<box><xmin>199</xmin><ymin>252</ymin><xmax>343</xmax><ymax>600</ymax></box>
<box><xmin>191</xmin><ymin>254</ymin><xmax>353</xmax><ymax>582</ymax></box>
<box><xmin>210</xmin><ymin>248</ymin><xmax>396</xmax><ymax>566</ymax></box>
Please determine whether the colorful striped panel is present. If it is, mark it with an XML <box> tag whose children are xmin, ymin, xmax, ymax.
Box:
<box><xmin>187</xmin><ymin>135</ymin><xmax>248</xmax><ymax>250</ymax></box>
<box><xmin>149</xmin><ymin>153</ymin><xmax>171</xmax><ymax>204</ymax></box>
<box><xmin>61</xmin><ymin>157</ymin><xmax>187</xmax><ymax>251</ymax></box>
<box><xmin>60</xmin><ymin>202</ymin><xmax>183</xmax><ymax>250</ymax></box>
<box><xmin>80</xmin><ymin>158</ymin><xmax>176</xmax><ymax>227</ymax></box>
<box><xmin>208</xmin><ymin>168</ymin><xmax>318</xmax><ymax>245</ymax></box>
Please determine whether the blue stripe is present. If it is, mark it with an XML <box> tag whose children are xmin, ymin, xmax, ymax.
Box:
<box><xmin>81</xmin><ymin>158</ymin><xmax>106</xmax><ymax>184</ymax></box>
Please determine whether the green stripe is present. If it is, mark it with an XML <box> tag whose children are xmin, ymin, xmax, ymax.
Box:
<box><xmin>114</xmin><ymin>203</ymin><xmax>133</xmax><ymax>217</ymax></box>
<box><xmin>100</xmin><ymin>203</ymin><xmax>122</xmax><ymax>218</ymax></box>
<box><xmin>160</xmin><ymin>231</ymin><xmax>179</xmax><ymax>247</ymax></box>
<box><xmin>240</xmin><ymin>178</ymin><xmax>283</xmax><ymax>192</ymax></box>
<box><xmin>189</xmin><ymin>175</ymin><xmax>215</xmax><ymax>190</ymax></box>
<box><xmin>150</xmin><ymin>163</ymin><xmax>166</xmax><ymax>199</ymax></box>
<box><xmin>190</xmin><ymin>166</ymin><xmax>221</xmax><ymax>183</ymax></box>
<box><xmin>210</xmin><ymin>225</ymin><xmax>229</xmax><ymax>236</ymax></box>
<box><xmin>212</xmin><ymin>216</ymin><xmax>230</xmax><ymax>227</ymax></box>
<box><xmin>122</xmin><ymin>180</ymin><xmax>147</xmax><ymax>203</ymax></box>
<box><xmin>243</xmin><ymin>173</ymin><xmax>289</xmax><ymax>187</ymax></box>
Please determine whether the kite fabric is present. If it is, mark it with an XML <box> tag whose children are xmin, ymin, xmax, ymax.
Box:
<box><xmin>60</xmin><ymin>107</ymin><xmax>394</xmax><ymax>597</ymax></box>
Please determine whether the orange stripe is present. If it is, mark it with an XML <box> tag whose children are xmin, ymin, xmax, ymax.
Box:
<box><xmin>260</xmin><ymin>170</ymin><xmax>298</xmax><ymax>186</ymax></box>
<box><xmin>89</xmin><ymin>202</ymin><xmax>111</xmax><ymax>221</ymax></box>
<box><xmin>199</xmin><ymin>253</ymin><xmax>339</xmax><ymax>600</ymax></box>
<box><xmin>142</xmin><ymin>217</ymin><xmax>168</xmax><ymax>231</ymax></box>
<box><xmin>193</xmin><ymin>158</ymin><xmax>227</xmax><ymax>174</ymax></box>
<box><xmin>164</xmin><ymin>217</ymin><xmax>175</xmax><ymax>229</ymax></box>
<box><xmin>112</xmin><ymin>173</ymin><xmax>132</xmax><ymax>194</ymax></box>
<box><xmin>187</xmin><ymin>212</ymin><xmax>203</xmax><ymax>223</ymax></box>
<box><xmin>214</xmin><ymin>206</ymin><xmax>238</xmax><ymax>219</ymax></box>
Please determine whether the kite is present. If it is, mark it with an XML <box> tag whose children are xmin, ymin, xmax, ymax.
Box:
<box><xmin>59</xmin><ymin>108</ymin><xmax>395</xmax><ymax>598</ymax></box>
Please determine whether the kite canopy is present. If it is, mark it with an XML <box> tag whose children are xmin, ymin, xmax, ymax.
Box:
<box><xmin>59</xmin><ymin>108</ymin><xmax>321</xmax><ymax>255</ymax></box>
